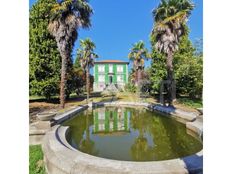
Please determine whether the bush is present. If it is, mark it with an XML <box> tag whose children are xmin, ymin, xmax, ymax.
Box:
<box><xmin>150</xmin><ymin>35</ymin><xmax>203</xmax><ymax>99</ymax></box>
<box><xmin>124</xmin><ymin>83</ymin><xmax>137</xmax><ymax>93</ymax></box>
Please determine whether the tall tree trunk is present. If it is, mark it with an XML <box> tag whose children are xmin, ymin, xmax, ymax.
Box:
<box><xmin>60</xmin><ymin>54</ymin><xmax>67</xmax><ymax>108</ymax></box>
<box><xmin>137</xmin><ymin>68</ymin><xmax>142</xmax><ymax>92</ymax></box>
<box><xmin>137</xmin><ymin>68</ymin><xmax>142</xmax><ymax>86</ymax></box>
<box><xmin>166</xmin><ymin>52</ymin><xmax>175</xmax><ymax>106</ymax></box>
<box><xmin>86</xmin><ymin>68</ymin><xmax>90</xmax><ymax>103</ymax></box>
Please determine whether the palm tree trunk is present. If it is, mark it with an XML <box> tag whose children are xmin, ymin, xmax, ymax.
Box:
<box><xmin>60</xmin><ymin>54</ymin><xmax>67</xmax><ymax>108</ymax></box>
<box><xmin>137</xmin><ymin>68</ymin><xmax>142</xmax><ymax>86</ymax></box>
<box><xmin>86</xmin><ymin>68</ymin><xmax>90</xmax><ymax>103</ymax></box>
<box><xmin>166</xmin><ymin>52</ymin><xmax>174</xmax><ymax>106</ymax></box>
<box><xmin>137</xmin><ymin>68</ymin><xmax>142</xmax><ymax>95</ymax></box>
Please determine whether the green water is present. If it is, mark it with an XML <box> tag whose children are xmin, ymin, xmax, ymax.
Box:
<box><xmin>63</xmin><ymin>107</ymin><xmax>202</xmax><ymax>161</ymax></box>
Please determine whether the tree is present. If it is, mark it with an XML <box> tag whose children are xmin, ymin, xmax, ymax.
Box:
<box><xmin>128</xmin><ymin>41</ymin><xmax>150</xmax><ymax>91</ymax></box>
<box><xmin>174</xmin><ymin>35</ymin><xmax>203</xmax><ymax>98</ymax></box>
<box><xmin>150</xmin><ymin>50</ymin><xmax>166</xmax><ymax>95</ymax></box>
<box><xmin>150</xmin><ymin>31</ymin><xmax>203</xmax><ymax>99</ymax></box>
<box><xmin>77</xmin><ymin>38</ymin><xmax>98</xmax><ymax>103</ymax></box>
<box><xmin>48</xmin><ymin>0</ymin><xmax>93</xmax><ymax>108</ymax></box>
<box><xmin>29</xmin><ymin>0</ymin><xmax>61</xmax><ymax>100</ymax></box>
<box><xmin>151</xmin><ymin>0</ymin><xmax>194</xmax><ymax>106</ymax></box>
<box><xmin>73</xmin><ymin>56</ymin><xmax>86</xmax><ymax>95</ymax></box>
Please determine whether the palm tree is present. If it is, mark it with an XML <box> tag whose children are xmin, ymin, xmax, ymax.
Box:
<box><xmin>151</xmin><ymin>0</ymin><xmax>194</xmax><ymax>106</ymax></box>
<box><xmin>128</xmin><ymin>41</ymin><xmax>150</xmax><ymax>89</ymax></box>
<box><xmin>48</xmin><ymin>0</ymin><xmax>93</xmax><ymax>108</ymax></box>
<box><xmin>77</xmin><ymin>38</ymin><xmax>98</xmax><ymax>103</ymax></box>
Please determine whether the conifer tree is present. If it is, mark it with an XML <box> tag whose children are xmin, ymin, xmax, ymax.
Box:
<box><xmin>29</xmin><ymin>0</ymin><xmax>61</xmax><ymax>100</ymax></box>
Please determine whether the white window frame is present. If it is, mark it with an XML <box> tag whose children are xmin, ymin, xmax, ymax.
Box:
<box><xmin>109</xmin><ymin>64</ymin><xmax>113</xmax><ymax>73</ymax></box>
<box><xmin>99</xmin><ymin>75</ymin><xmax>105</xmax><ymax>82</ymax></box>
<box><xmin>117</xmin><ymin>75</ymin><xmax>123</xmax><ymax>83</ymax></box>
<box><xmin>117</xmin><ymin>65</ymin><xmax>123</xmax><ymax>73</ymax></box>
<box><xmin>98</xmin><ymin>65</ymin><xmax>105</xmax><ymax>72</ymax></box>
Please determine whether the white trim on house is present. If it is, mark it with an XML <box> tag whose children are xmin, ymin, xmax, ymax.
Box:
<box><xmin>109</xmin><ymin>64</ymin><xmax>113</xmax><ymax>73</ymax></box>
<box><xmin>98</xmin><ymin>64</ymin><xmax>105</xmax><ymax>73</ymax></box>
<box><xmin>117</xmin><ymin>65</ymin><xmax>123</xmax><ymax>73</ymax></box>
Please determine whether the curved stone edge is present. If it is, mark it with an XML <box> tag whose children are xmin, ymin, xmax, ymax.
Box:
<box><xmin>51</xmin><ymin>105</ymin><xmax>88</xmax><ymax>126</ymax></box>
<box><xmin>51</xmin><ymin>102</ymin><xmax>198</xmax><ymax>126</ymax></box>
<box><xmin>42</xmin><ymin>101</ymin><xmax>203</xmax><ymax>174</ymax></box>
<box><xmin>186</xmin><ymin>120</ymin><xmax>203</xmax><ymax>138</ymax></box>
<box><xmin>43</xmin><ymin>126</ymin><xmax>190</xmax><ymax>174</ymax></box>
<box><xmin>93</xmin><ymin>102</ymin><xmax>198</xmax><ymax>122</ymax></box>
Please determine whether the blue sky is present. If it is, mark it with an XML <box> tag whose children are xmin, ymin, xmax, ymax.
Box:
<box><xmin>29</xmin><ymin>0</ymin><xmax>203</xmax><ymax>70</ymax></box>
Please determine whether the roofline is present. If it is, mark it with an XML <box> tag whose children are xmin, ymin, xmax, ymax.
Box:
<box><xmin>95</xmin><ymin>61</ymin><xmax>129</xmax><ymax>64</ymax></box>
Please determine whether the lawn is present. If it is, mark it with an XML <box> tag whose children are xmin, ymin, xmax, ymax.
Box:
<box><xmin>177</xmin><ymin>97</ymin><xmax>203</xmax><ymax>109</ymax></box>
<box><xmin>29</xmin><ymin>92</ymin><xmax>202</xmax><ymax>123</ymax></box>
<box><xmin>29</xmin><ymin>145</ymin><xmax>45</xmax><ymax>174</ymax></box>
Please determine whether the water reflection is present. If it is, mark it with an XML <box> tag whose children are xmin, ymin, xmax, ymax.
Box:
<box><xmin>79</xmin><ymin>111</ymin><xmax>98</xmax><ymax>155</ymax></box>
<box><xmin>93</xmin><ymin>107</ymin><xmax>129</xmax><ymax>134</ymax></box>
<box><xmin>63</xmin><ymin>107</ymin><xmax>202</xmax><ymax>161</ymax></box>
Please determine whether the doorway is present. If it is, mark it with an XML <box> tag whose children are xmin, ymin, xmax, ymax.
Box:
<box><xmin>109</xmin><ymin>76</ymin><xmax>113</xmax><ymax>84</ymax></box>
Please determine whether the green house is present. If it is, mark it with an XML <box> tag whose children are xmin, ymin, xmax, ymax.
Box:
<box><xmin>93</xmin><ymin>60</ymin><xmax>129</xmax><ymax>91</ymax></box>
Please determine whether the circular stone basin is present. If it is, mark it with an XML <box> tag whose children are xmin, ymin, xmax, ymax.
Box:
<box><xmin>62</xmin><ymin>106</ymin><xmax>202</xmax><ymax>161</ymax></box>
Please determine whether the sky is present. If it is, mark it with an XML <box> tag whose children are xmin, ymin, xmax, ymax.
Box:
<box><xmin>29</xmin><ymin>0</ymin><xmax>203</xmax><ymax>70</ymax></box>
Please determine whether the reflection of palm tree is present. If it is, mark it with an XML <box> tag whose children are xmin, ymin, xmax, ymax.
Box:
<box><xmin>130</xmin><ymin>109</ymin><xmax>155</xmax><ymax>161</ymax></box>
<box><xmin>79</xmin><ymin>111</ymin><xmax>98</xmax><ymax>155</ymax></box>
<box><xmin>131</xmin><ymin>136</ymin><xmax>154</xmax><ymax>161</ymax></box>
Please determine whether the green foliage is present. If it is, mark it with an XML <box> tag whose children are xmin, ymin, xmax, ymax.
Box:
<box><xmin>76</xmin><ymin>38</ymin><xmax>98</xmax><ymax>101</ymax></box>
<box><xmin>124</xmin><ymin>83</ymin><xmax>137</xmax><ymax>93</ymax></box>
<box><xmin>150</xmin><ymin>34</ymin><xmax>203</xmax><ymax>99</ymax></box>
<box><xmin>150</xmin><ymin>50</ymin><xmax>167</xmax><ymax>94</ymax></box>
<box><xmin>177</xmin><ymin>97</ymin><xmax>203</xmax><ymax>109</ymax></box>
<box><xmin>174</xmin><ymin>35</ymin><xmax>203</xmax><ymax>98</ymax></box>
<box><xmin>153</xmin><ymin>0</ymin><xmax>194</xmax><ymax>22</ymax></box>
<box><xmin>65</xmin><ymin>59</ymin><xmax>77</xmax><ymax>98</ymax></box>
<box><xmin>128</xmin><ymin>41</ymin><xmax>150</xmax><ymax>85</ymax></box>
<box><xmin>29</xmin><ymin>145</ymin><xmax>45</xmax><ymax>174</ymax></box>
<box><xmin>77</xmin><ymin>38</ymin><xmax>98</xmax><ymax>71</ymax></box>
<box><xmin>29</xmin><ymin>0</ymin><xmax>61</xmax><ymax>100</ymax></box>
<box><xmin>72</xmin><ymin>57</ymin><xmax>86</xmax><ymax>95</ymax></box>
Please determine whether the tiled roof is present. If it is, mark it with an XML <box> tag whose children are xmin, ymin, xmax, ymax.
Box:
<box><xmin>95</xmin><ymin>60</ymin><xmax>129</xmax><ymax>64</ymax></box>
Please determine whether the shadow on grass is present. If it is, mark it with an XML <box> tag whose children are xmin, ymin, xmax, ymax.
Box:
<box><xmin>29</xmin><ymin>96</ymin><xmax>86</xmax><ymax>104</ymax></box>
<box><xmin>30</xmin><ymin>92</ymin><xmax>102</xmax><ymax>104</ymax></box>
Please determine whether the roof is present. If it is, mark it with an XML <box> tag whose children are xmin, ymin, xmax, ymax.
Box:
<box><xmin>95</xmin><ymin>60</ymin><xmax>129</xmax><ymax>64</ymax></box>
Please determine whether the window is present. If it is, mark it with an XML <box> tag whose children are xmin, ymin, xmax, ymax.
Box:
<box><xmin>109</xmin><ymin>64</ymin><xmax>113</xmax><ymax>73</ymax></box>
<box><xmin>117</xmin><ymin>65</ymin><xmax>123</xmax><ymax>73</ymax></box>
<box><xmin>99</xmin><ymin>75</ymin><xmax>105</xmax><ymax>82</ymax></box>
<box><xmin>117</xmin><ymin>75</ymin><xmax>123</xmax><ymax>82</ymax></box>
<box><xmin>98</xmin><ymin>65</ymin><xmax>105</xmax><ymax>72</ymax></box>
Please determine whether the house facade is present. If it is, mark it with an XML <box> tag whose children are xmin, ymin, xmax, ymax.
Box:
<box><xmin>93</xmin><ymin>60</ymin><xmax>129</xmax><ymax>92</ymax></box>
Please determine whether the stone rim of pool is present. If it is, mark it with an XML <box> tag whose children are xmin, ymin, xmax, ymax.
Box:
<box><xmin>42</xmin><ymin>102</ymin><xmax>203</xmax><ymax>174</ymax></box>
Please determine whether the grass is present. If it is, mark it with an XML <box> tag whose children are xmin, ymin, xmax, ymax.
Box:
<box><xmin>30</xmin><ymin>92</ymin><xmax>201</xmax><ymax>120</ymax></box>
<box><xmin>29</xmin><ymin>93</ymin><xmax>78</xmax><ymax>101</ymax></box>
<box><xmin>29</xmin><ymin>145</ymin><xmax>45</xmax><ymax>174</ymax></box>
<box><xmin>177</xmin><ymin>97</ymin><xmax>203</xmax><ymax>109</ymax></box>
